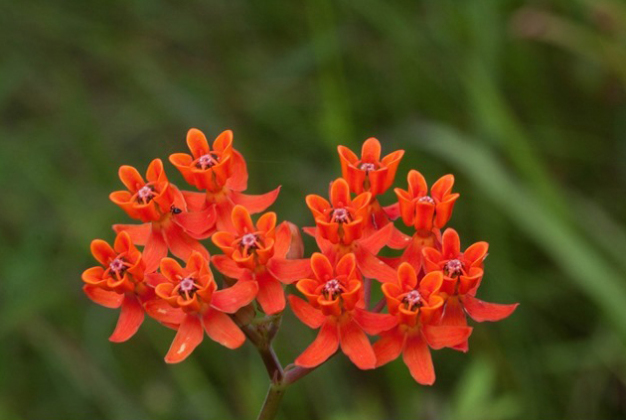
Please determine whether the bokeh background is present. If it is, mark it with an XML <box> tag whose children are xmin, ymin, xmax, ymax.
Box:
<box><xmin>2</xmin><ymin>0</ymin><xmax>626</xmax><ymax>419</ymax></box>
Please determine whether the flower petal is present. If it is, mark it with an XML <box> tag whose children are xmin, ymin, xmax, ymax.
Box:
<box><xmin>441</xmin><ymin>228</ymin><xmax>461</xmax><ymax>259</ymax></box>
<box><xmin>288</xmin><ymin>295</ymin><xmax>325</xmax><ymax>328</ymax></box>
<box><xmin>173</xmin><ymin>207</ymin><xmax>216</xmax><ymax>238</ymax></box>
<box><xmin>232</xmin><ymin>205</ymin><xmax>255</xmax><ymax>235</ymax></box>
<box><xmin>83</xmin><ymin>285</ymin><xmax>123</xmax><ymax>308</ymax></box>
<box><xmin>373</xmin><ymin>328</ymin><xmax>404</xmax><ymax>367</ymax></box>
<box><xmin>211</xmin><ymin>255</ymin><xmax>245</xmax><ymax>278</ymax></box>
<box><xmin>256</xmin><ymin>275</ymin><xmax>285</xmax><ymax>315</ymax></box>
<box><xmin>211</xmin><ymin>281</ymin><xmax>258</xmax><ymax>313</ymax></box>
<box><xmin>353</xmin><ymin>308</ymin><xmax>398</xmax><ymax>335</ymax></box>
<box><xmin>295</xmin><ymin>321</ymin><xmax>339</xmax><ymax>368</ymax></box>
<box><xmin>397</xmin><ymin>262</ymin><xmax>418</xmax><ymax>290</ymax></box>
<box><xmin>145</xmin><ymin>299</ymin><xmax>186</xmax><ymax>324</ymax></box>
<box><xmin>109</xmin><ymin>295</ymin><xmax>145</xmax><ymax>343</ymax></box>
<box><xmin>361</xmin><ymin>137</ymin><xmax>381</xmax><ymax>163</ymax></box>
<box><xmin>358</xmin><ymin>222</ymin><xmax>394</xmax><ymax>255</ymax></box>
<box><xmin>90</xmin><ymin>239</ymin><xmax>116</xmax><ymax>266</ymax></box>
<box><xmin>231</xmin><ymin>187</ymin><xmax>281</xmax><ymax>214</ymax></box>
<box><xmin>118</xmin><ymin>165</ymin><xmax>145</xmax><ymax>193</ymax></box>
<box><xmin>355</xmin><ymin>246</ymin><xmax>396</xmax><ymax>283</ymax></box>
<box><xmin>143</xmin><ymin>229</ymin><xmax>168</xmax><ymax>273</ymax></box>
<box><xmin>163</xmin><ymin>222</ymin><xmax>210</xmax><ymax>263</ymax></box>
<box><xmin>267</xmin><ymin>258</ymin><xmax>312</xmax><ymax>284</ymax></box>
<box><xmin>202</xmin><ymin>308</ymin><xmax>246</xmax><ymax>349</ymax></box>
<box><xmin>165</xmin><ymin>314</ymin><xmax>204</xmax><ymax>363</ymax></box>
<box><xmin>422</xmin><ymin>325</ymin><xmax>473</xmax><ymax>350</ymax></box>
<box><xmin>186</xmin><ymin>128</ymin><xmax>210</xmax><ymax>158</ymax></box>
<box><xmin>310</xmin><ymin>252</ymin><xmax>334</xmax><ymax>282</ymax></box>
<box><xmin>464</xmin><ymin>241</ymin><xmax>489</xmax><ymax>266</ymax></box>
<box><xmin>225</xmin><ymin>150</ymin><xmax>248</xmax><ymax>192</ymax></box>
<box><xmin>330</xmin><ymin>178</ymin><xmax>351</xmax><ymax>208</ymax></box>
<box><xmin>339</xmin><ymin>319</ymin><xmax>376</xmax><ymax>370</ymax></box>
<box><xmin>462</xmin><ymin>295</ymin><xmax>519</xmax><ymax>322</ymax></box>
<box><xmin>431</xmin><ymin>174</ymin><xmax>454</xmax><ymax>200</ymax></box>
<box><xmin>113</xmin><ymin>223</ymin><xmax>152</xmax><ymax>246</ymax></box>
<box><xmin>403</xmin><ymin>333</ymin><xmax>435</xmax><ymax>385</ymax></box>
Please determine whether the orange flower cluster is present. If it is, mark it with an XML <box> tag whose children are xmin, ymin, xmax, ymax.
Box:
<box><xmin>83</xmin><ymin>130</ymin><xmax>517</xmax><ymax>385</ymax></box>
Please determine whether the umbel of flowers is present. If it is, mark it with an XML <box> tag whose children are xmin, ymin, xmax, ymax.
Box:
<box><xmin>82</xmin><ymin>130</ymin><xmax>517</xmax><ymax>418</ymax></box>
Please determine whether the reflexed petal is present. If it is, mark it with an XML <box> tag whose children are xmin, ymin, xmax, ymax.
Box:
<box><xmin>145</xmin><ymin>299</ymin><xmax>186</xmax><ymax>324</ymax></box>
<box><xmin>164</xmin><ymin>223</ymin><xmax>210</xmax><ymax>263</ymax></box>
<box><xmin>288</xmin><ymin>295</ymin><xmax>325</xmax><ymax>328</ymax></box>
<box><xmin>90</xmin><ymin>239</ymin><xmax>116</xmax><ymax>266</ymax></box>
<box><xmin>118</xmin><ymin>165</ymin><xmax>145</xmax><ymax>193</ymax></box>
<box><xmin>339</xmin><ymin>319</ymin><xmax>376</xmax><ymax>369</ymax></box>
<box><xmin>397</xmin><ymin>263</ymin><xmax>418</xmax><ymax>290</ymax></box>
<box><xmin>231</xmin><ymin>187</ymin><xmax>281</xmax><ymax>214</ymax></box>
<box><xmin>310</xmin><ymin>253</ymin><xmax>334</xmax><ymax>281</ymax></box>
<box><xmin>387</xmin><ymin>226</ymin><xmax>411</xmax><ymax>250</ymax></box>
<box><xmin>225</xmin><ymin>150</ymin><xmax>248</xmax><ymax>192</ymax></box>
<box><xmin>462</xmin><ymin>295</ymin><xmax>519</xmax><ymax>322</ymax></box>
<box><xmin>440</xmin><ymin>297</ymin><xmax>468</xmax><ymax>352</ymax></box>
<box><xmin>256</xmin><ymin>275</ymin><xmax>286</xmax><ymax>315</ymax></box>
<box><xmin>202</xmin><ymin>309</ymin><xmax>246</xmax><ymax>349</ymax></box>
<box><xmin>211</xmin><ymin>281</ymin><xmax>258</xmax><ymax>313</ymax></box>
<box><xmin>211</xmin><ymin>255</ymin><xmax>245</xmax><ymax>278</ymax></box>
<box><xmin>358</xmin><ymin>222</ymin><xmax>393</xmax><ymax>255</ymax></box>
<box><xmin>295</xmin><ymin>322</ymin><xmax>339</xmax><ymax>368</ymax></box>
<box><xmin>267</xmin><ymin>258</ymin><xmax>312</xmax><ymax>284</ymax></box>
<box><xmin>403</xmin><ymin>333</ymin><xmax>435</xmax><ymax>385</ymax></box>
<box><xmin>373</xmin><ymin>328</ymin><xmax>404</xmax><ymax>367</ymax></box>
<box><xmin>83</xmin><ymin>285</ymin><xmax>123</xmax><ymax>308</ymax></box>
<box><xmin>422</xmin><ymin>325</ymin><xmax>473</xmax><ymax>350</ymax></box>
<box><xmin>173</xmin><ymin>207</ymin><xmax>216</xmax><ymax>238</ymax></box>
<box><xmin>383</xmin><ymin>202</ymin><xmax>401</xmax><ymax>221</ymax></box>
<box><xmin>109</xmin><ymin>296</ymin><xmax>145</xmax><ymax>343</ymax></box>
<box><xmin>186</xmin><ymin>128</ymin><xmax>210</xmax><ymax>158</ymax></box>
<box><xmin>353</xmin><ymin>308</ymin><xmax>397</xmax><ymax>335</ymax></box>
<box><xmin>165</xmin><ymin>315</ymin><xmax>204</xmax><ymax>363</ymax></box>
<box><xmin>273</xmin><ymin>222</ymin><xmax>292</xmax><ymax>258</ymax></box>
<box><xmin>143</xmin><ymin>230</ymin><xmax>168</xmax><ymax>273</ymax></box>
<box><xmin>182</xmin><ymin>191</ymin><xmax>208</xmax><ymax>212</ymax></box>
<box><xmin>355</xmin><ymin>246</ymin><xmax>396</xmax><ymax>283</ymax></box>
<box><xmin>113</xmin><ymin>223</ymin><xmax>151</xmax><ymax>246</ymax></box>
<box><xmin>441</xmin><ymin>228</ymin><xmax>461</xmax><ymax>259</ymax></box>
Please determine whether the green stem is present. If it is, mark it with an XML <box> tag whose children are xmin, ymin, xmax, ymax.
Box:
<box><xmin>256</xmin><ymin>382</ymin><xmax>286</xmax><ymax>420</ymax></box>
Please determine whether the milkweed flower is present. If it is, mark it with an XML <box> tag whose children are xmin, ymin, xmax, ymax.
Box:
<box><xmin>171</xmin><ymin>129</ymin><xmax>280</xmax><ymax>232</ymax></box>
<box><xmin>110</xmin><ymin>159</ymin><xmax>211</xmax><ymax>272</ymax></box>
<box><xmin>147</xmin><ymin>252</ymin><xmax>258</xmax><ymax>363</ymax></box>
<box><xmin>422</xmin><ymin>228</ymin><xmax>518</xmax><ymax>351</ymax></box>
<box><xmin>81</xmin><ymin>231</ymin><xmax>150</xmax><ymax>342</ymax></box>
<box><xmin>211</xmin><ymin>205</ymin><xmax>311</xmax><ymax>314</ymax></box>
<box><xmin>305</xmin><ymin>178</ymin><xmax>397</xmax><ymax>283</ymax></box>
<box><xmin>373</xmin><ymin>263</ymin><xmax>472</xmax><ymax>385</ymax></box>
<box><xmin>337</xmin><ymin>138</ymin><xmax>409</xmax><ymax>250</ymax></box>
<box><xmin>391</xmin><ymin>170</ymin><xmax>459</xmax><ymax>269</ymax></box>
<box><xmin>289</xmin><ymin>253</ymin><xmax>396</xmax><ymax>369</ymax></box>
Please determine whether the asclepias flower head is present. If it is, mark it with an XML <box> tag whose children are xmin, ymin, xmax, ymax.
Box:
<box><xmin>337</xmin><ymin>137</ymin><xmax>404</xmax><ymax>196</ymax></box>
<box><xmin>109</xmin><ymin>159</ymin><xmax>173</xmax><ymax>223</ymax></box>
<box><xmin>394</xmin><ymin>170</ymin><xmax>459</xmax><ymax>233</ymax></box>
<box><xmin>305</xmin><ymin>178</ymin><xmax>371</xmax><ymax>246</ymax></box>
<box><xmin>82</xmin><ymin>231</ymin><xmax>149</xmax><ymax>343</ymax></box>
<box><xmin>289</xmin><ymin>253</ymin><xmax>396</xmax><ymax>370</ymax></box>
<box><xmin>422</xmin><ymin>228</ymin><xmax>518</xmax><ymax>351</ymax></box>
<box><xmin>148</xmin><ymin>252</ymin><xmax>258</xmax><ymax>363</ymax></box>
<box><xmin>374</xmin><ymin>263</ymin><xmax>472</xmax><ymax>385</ymax></box>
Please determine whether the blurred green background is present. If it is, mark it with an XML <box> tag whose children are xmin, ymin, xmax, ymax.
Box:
<box><xmin>2</xmin><ymin>0</ymin><xmax>626</xmax><ymax>418</ymax></box>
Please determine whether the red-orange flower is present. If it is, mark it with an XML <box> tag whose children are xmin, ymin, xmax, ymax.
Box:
<box><xmin>337</xmin><ymin>137</ymin><xmax>404</xmax><ymax>196</ymax></box>
<box><xmin>211</xmin><ymin>205</ymin><xmax>312</xmax><ymax>315</ymax></box>
<box><xmin>110</xmin><ymin>159</ymin><xmax>211</xmax><ymax>272</ymax></box>
<box><xmin>289</xmin><ymin>253</ymin><xmax>396</xmax><ymax>369</ymax></box>
<box><xmin>171</xmin><ymin>129</ymin><xmax>280</xmax><ymax>232</ymax></box>
<box><xmin>373</xmin><ymin>263</ymin><xmax>472</xmax><ymax>385</ymax></box>
<box><xmin>82</xmin><ymin>231</ymin><xmax>150</xmax><ymax>342</ymax></box>
<box><xmin>395</xmin><ymin>170</ymin><xmax>459</xmax><ymax>233</ymax></box>
<box><xmin>422</xmin><ymin>228</ymin><xmax>518</xmax><ymax>351</ymax></box>
<box><xmin>147</xmin><ymin>252</ymin><xmax>258</xmax><ymax>363</ymax></box>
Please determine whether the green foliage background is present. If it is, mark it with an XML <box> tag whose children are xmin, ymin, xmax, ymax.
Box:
<box><xmin>2</xmin><ymin>0</ymin><xmax>626</xmax><ymax>418</ymax></box>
